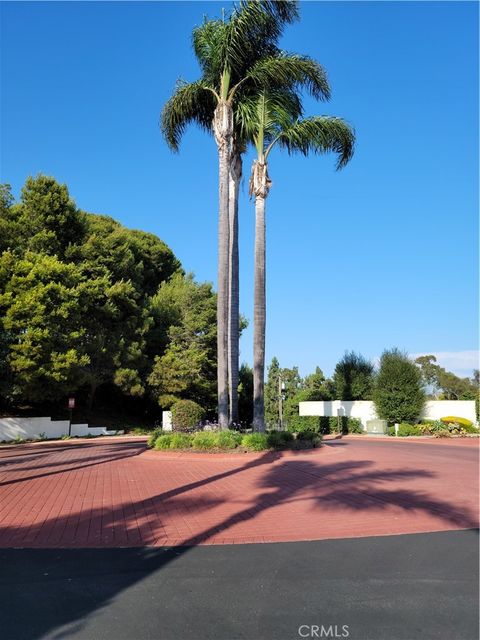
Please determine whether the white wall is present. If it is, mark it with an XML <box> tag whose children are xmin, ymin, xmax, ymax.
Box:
<box><xmin>0</xmin><ymin>417</ymin><xmax>123</xmax><ymax>442</ymax></box>
<box><xmin>299</xmin><ymin>400</ymin><xmax>477</xmax><ymax>427</ymax></box>
<box><xmin>162</xmin><ymin>411</ymin><xmax>173</xmax><ymax>431</ymax></box>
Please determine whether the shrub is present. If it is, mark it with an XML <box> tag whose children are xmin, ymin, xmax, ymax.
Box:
<box><xmin>459</xmin><ymin>424</ymin><xmax>479</xmax><ymax>434</ymax></box>
<box><xmin>287</xmin><ymin>416</ymin><xmax>321</xmax><ymax>433</ymax></box>
<box><xmin>266</xmin><ymin>431</ymin><xmax>294</xmax><ymax>448</ymax></box>
<box><xmin>154</xmin><ymin>434</ymin><xmax>174</xmax><ymax>450</ymax></box>
<box><xmin>191</xmin><ymin>431</ymin><xmax>217</xmax><ymax>450</ymax></box>
<box><xmin>241</xmin><ymin>433</ymin><xmax>270</xmax><ymax>451</ymax></box>
<box><xmin>434</xmin><ymin>430</ymin><xmax>452</xmax><ymax>438</ymax></box>
<box><xmin>147</xmin><ymin>428</ymin><xmax>163</xmax><ymax>448</ymax></box>
<box><xmin>333</xmin><ymin>351</ymin><xmax>375</xmax><ymax>400</ymax></box>
<box><xmin>373</xmin><ymin>349</ymin><xmax>425</xmax><ymax>423</ymax></box>
<box><xmin>293</xmin><ymin>431</ymin><xmax>322</xmax><ymax>448</ymax></box>
<box><xmin>389</xmin><ymin>423</ymin><xmax>427</xmax><ymax>437</ymax></box>
<box><xmin>171</xmin><ymin>400</ymin><xmax>205</xmax><ymax>431</ymax></box>
<box><xmin>440</xmin><ymin>416</ymin><xmax>473</xmax><ymax>428</ymax></box>
<box><xmin>345</xmin><ymin>418</ymin><xmax>363</xmax><ymax>434</ymax></box>
<box><xmin>215</xmin><ymin>430</ymin><xmax>242</xmax><ymax>449</ymax></box>
<box><xmin>169</xmin><ymin>433</ymin><xmax>192</xmax><ymax>449</ymax></box>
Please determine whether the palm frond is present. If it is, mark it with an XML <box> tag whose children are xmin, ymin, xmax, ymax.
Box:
<box><xmin>192</xmin><ymin>19</ymin><xmax>228</xmax><ymax>85</ymax></box>
<box><xmin>235</xmin><ymin>89</ymin><xmax>302</xmax><ymax>146</ymax></box>
<box><xmin>160</xmin><ymin>80</ymin><xmax>216</xmax><ymax>151</ymax></box>
<box><xmin>275</xmin><ymin>116</ymin><xmax>355</xmax><ymax>169</ymax></box>
<box><xmin>239</xmin><ymin>0</ymin><xmax>299</xmax><ymax>24</ymax></box>
<box><xmin>244</xmin><ymin>53</ymin><xmax>331</xmax><ymax>101</ymax></box>
<box><xmin>220</xmin><ymin>3</ymin><xmax>284</xmax><ymax>79</ymax></box>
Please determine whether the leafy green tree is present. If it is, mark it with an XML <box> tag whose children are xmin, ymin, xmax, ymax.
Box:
<box><xmin>0</xmin><ymin>184</ymin><xmax>16</xmax><ymax>253</ymax></box>
<box><xmin>238</xmin><ymin>363</ymin><xmax>253</xmax><ymax>426</ymax></box>
<box><xmin>301</xmin><ymin>366</ymin><xmax>335</xmax><ymax>401</ymax></box>
<box><xmin>373</xmin><ymin>349</ymin><xmax>426</xmax><ymax>423</ymax></box>
<box><xmin>264</xmin><ymin>357</ymin><xmax>281</xmax><ymax>427</ymax></box>
<box><xmin>0</xmin><ymin>251</ymin><xmax>89</xmax><ymax>402</ymax></box>
<box><xmin>415</xmin><ymin>355</ymin><xmax>477</xmax><ymax>400</ymax></box>
<box><xmin>148</xmin><ymin>273</ymin><xmax>217</xmax><ymax>412</ymax></box>
<box><xmin>264</xmin><ymin>357</ymin><xmax>305</xmax><ymax>428</ymax></box>
<box><xmin>0</xmin><ymin>176</ymin><xmax>187</xmax><ymax>414</ymax></box>
<box><xmin>78</xmin><ymin>213</ymin><xmax>180</xmax><ymax>297</ymax></box>
<box><xmin>6</xmin><ymin>175</ymin><xmax>87</xmax><ymax>258</ymax></box>
<box><xmin>333</xmin><ymin>351</ymin><xmax>374</xmax><ymax>400</ymax></box>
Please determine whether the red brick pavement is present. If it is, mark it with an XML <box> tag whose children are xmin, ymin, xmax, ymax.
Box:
<box><xmin>0</xmin><ymin>436</ymin><xmax>478</xmax><ymax>548</ymax></box>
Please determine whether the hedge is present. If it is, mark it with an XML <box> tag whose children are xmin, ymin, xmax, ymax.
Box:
<box><xmin>286</xmin><ymin>415</ymin><xmax>363</xmax><ymax>434</ymax></box>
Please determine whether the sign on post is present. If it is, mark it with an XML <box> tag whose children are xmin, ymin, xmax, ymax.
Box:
<box><xmin>68</xmin><ymin>397</ymin><xmax>75</xmax><ymax>409</ymax></box>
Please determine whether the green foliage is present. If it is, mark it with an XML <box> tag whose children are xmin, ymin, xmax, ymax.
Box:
<box><xmin>241</xmin><ymin>433</ymin><xmax>270</xmax><ymax>451</ymax></box>
<box><xmin>2</xmin><ymin>175</ymin><xmax>87</xmax><ymax>258</ymax></box>
<box><xmin>148</xmin><ymin>273</ymin><xmax>217</xmax><ymax>411</ymax></box>
<box><xmin>0</xmin><ymin>176</ymin><xmax>217</xmax><ymax>417</ymax></box>
<box><xmin>302</xmin><ymin>367</ymin><xmax>335</xmax><ymax>401</ymax></box>
<box><xmin>286</xmin><ymin>415</ymin><xmax>362</xmax><ymax>435</ymax></box>
<box><xmin>333</xmin><ymin>351</ymin><xmax>374</xmax><ymax>400</ymax></box>
<box><xmin>393</xmin><ymin>423</ymin><xmax>426</xmax><ymax>437</ymax></box>
<box><xmin>264</xmin><ymin>357</ymin><xmax>282</xmax><ymax>428</ymax></box>
<box><xmin>415</xmin><ymin>355</ymin><xmax>477</xmax><ymax>400</ymax></box>
<box><xmin>373</xmin><ymin>349</ymin><xmax>425</xmax><ymax>424</ymax></box>
<box><xmin>264</xmin><ymin>358</ymin><xmax>304</xmax><ymax>428</ymax></box>
<box><xmin>440</xmin><ymin>416</ymin><xmax>473</xmax><ymax>427</ymax></box>
<box><xmin>154</xmin><ymin>434</ymin><xmax>174</xmax><ymax>450</ymax></box>
<box><xmin>169</xmin><ymin>433</ymin><xmax>193</xmax><ymax>449</ymax></box>
<box><xmin>0</xmin><ymin>251</ymin><xmax>90</xmax><ymax>402</ymax></box>
<box><xmin>238</xmin><ymin>363</ymin><xmax>253</xmax><ymax>426</ymax></box>
<box><xmin>215</xmin><ymin>430</ymin><xmax>242</xmax><ymax>449</ymax></box>
<box><xmin>266</xmin><ymin>430</ymin><xmax>294</xmax><ymax>448</ymax></box>
<box><xmin>170</xmin><ymin>400</ymin><xmax>205</xmax><ymax>431</ymax></box>
<box><xmin>191</xmin><ymin>431</ymin><xmax>217</xmax><ymax>450</ymax></box>
<box><xmin>287</xmin><ymin>415</ymin><xmax>321</xmax><ymax>433</ymax></box>
<box><xmin>147</xmin><ymin>428</ymin><xmax>164</xmax><ymax>448</ymax></box>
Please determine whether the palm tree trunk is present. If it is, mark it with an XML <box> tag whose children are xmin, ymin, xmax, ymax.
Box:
<box><xmin>250</xmin><ymin>159</ymin><xmax>271</xmax><ymax>432</ymax></box>
<box><xmin>228</xmin><ymin>150</ymin><xmax>242</xmax><ymax>426</ymax></box>
<box><xmin>214</xmin><ymin>101</ymin><xmax>233</xmax><ymax>429</ymax></box>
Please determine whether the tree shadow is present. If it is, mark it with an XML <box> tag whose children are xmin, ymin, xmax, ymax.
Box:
<box><xmin>0</xmin><ymin>442</ymin><xmax>147</xmax><ymax>486</ymax></box>
<box><xmin>1</xmin><ymin>446</ymin><xmax>478</xmax><ymax>639</ymax></box>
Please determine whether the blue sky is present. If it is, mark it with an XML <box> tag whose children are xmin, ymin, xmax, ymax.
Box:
<box><xmin>1</xmin><ymin>1</ymin><xmax>478</xmax><ymax>378</ymax></box>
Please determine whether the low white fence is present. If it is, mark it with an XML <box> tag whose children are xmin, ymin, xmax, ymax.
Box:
<box><xmin>299</xmin><ymin>400</ymin><xmax>477</xmax><ymax>428</ymax></box>
<box><xmin>0</xmin><ymin>417</ymin><xmax>123</xmax><ymax>442</ymax></box>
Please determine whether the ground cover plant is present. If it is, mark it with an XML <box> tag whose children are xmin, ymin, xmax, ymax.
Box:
<box><xmin>148</xmin><ymin>429</ymin><xmax>321</xmax><ymax>452</ymax></box>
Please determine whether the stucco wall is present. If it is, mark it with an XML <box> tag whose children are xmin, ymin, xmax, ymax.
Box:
<box><xmin>299</xmin><ymin>400</ymin><xmax>477</xmax><ymax>427</ymax></box>
<box><xmin>0</xmin><ymin>417</ymin><xmax>123</xmax><ymax>442</ymax></box>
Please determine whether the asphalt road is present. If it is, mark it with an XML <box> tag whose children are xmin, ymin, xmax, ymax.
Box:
<box><xmin>2</xmin><ymin>529</ymin><xmax>478</xmax><ymax>640</ymax></box>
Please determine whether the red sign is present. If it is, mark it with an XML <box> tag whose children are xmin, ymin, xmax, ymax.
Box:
<box><xmin>68</xmin><ymin>397</ymin><xmax>75</xmax><ymax>409</ymax></box>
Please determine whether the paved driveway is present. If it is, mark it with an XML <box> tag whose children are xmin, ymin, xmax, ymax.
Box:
<box><xmin>0</xmin><ymin>436</ymin><xmax>478</xmax><ymax>547</ymax></box>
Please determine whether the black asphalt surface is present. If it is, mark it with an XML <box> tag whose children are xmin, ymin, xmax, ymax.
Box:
<box><xmin>1</xmin><ymin>529</ymin><xmax>478</xmax><ymax>640</ymax></box>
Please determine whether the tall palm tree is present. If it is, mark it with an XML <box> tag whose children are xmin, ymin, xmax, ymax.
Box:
<box><xmin>240</xmin><ymin>90</ymin><xmax>355</xmax><ymax>430</ymax></box>
<box><xmin>161</xmin><ymin>2</ymin><xmax>331</xmax><ymax>427</ymax></box>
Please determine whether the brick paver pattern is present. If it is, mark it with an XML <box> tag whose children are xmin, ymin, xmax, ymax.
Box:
<box><xmin>0</xmin><ymin>437</ymin><xmax>478</xmax><ymax>547</ymax></box>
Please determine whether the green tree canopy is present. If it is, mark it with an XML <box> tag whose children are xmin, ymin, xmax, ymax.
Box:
<box><xmin>0</xmin><ymin>176</ymin><xmax>215</xmax><ymax>419</ymax></box>
<box><xmin>333</xmin><ymin>351</ymin><xmax>375</xmax><ymax>400</ymax></box>
<box><xmin>415</xmin><ymin>355</ymin><xmax>477</xmax><ymax>400</ymax></box>
<box><xmin>373</xmin><ymin>349</ymin><xmax>425</xmax><ymax>423</ymax></box>
<box><xmin>148</xmin><ymin>273</ymin><xmax>217</xmax><ymax>412</ymax></box>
